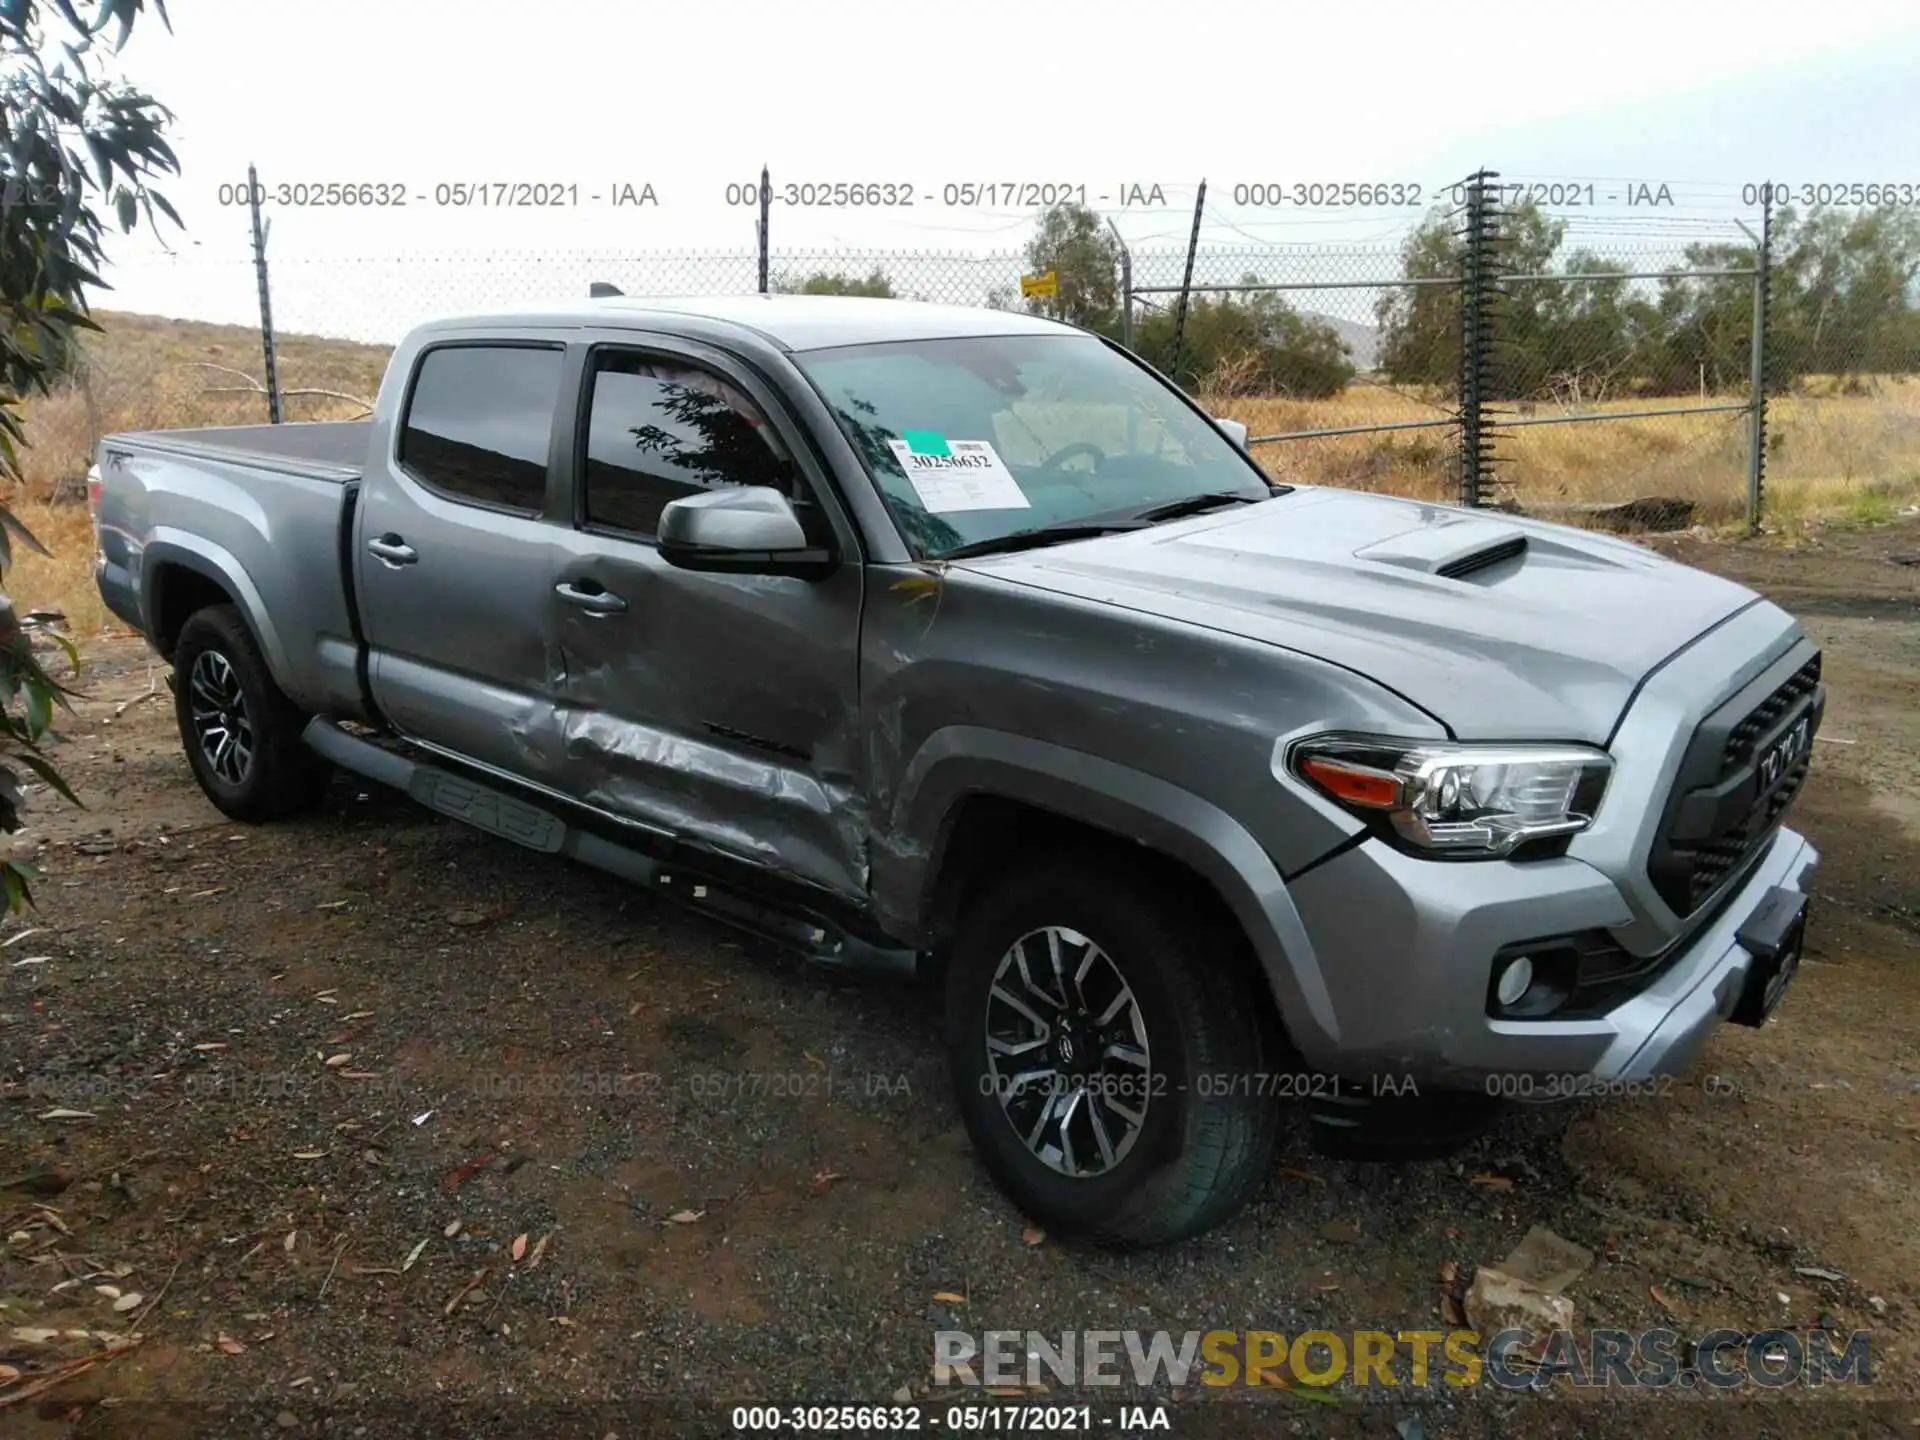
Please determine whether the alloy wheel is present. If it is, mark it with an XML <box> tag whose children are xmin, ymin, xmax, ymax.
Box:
<box><xmin>983</xmin><ymin>925</ymin><xmax>1152</xmax><ymax>1178</ymax></box>
<box><xmin>188</xmin><ymin>649</ymin><xmax>255</xmax><ymax>786</ymax></box>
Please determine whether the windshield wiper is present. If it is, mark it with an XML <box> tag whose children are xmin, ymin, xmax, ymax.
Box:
<box><xmin>1115</xmin><ymin>490</ymin><xmax>1270</xmax><ymax>525</ymax></box>
<box><xmin>939</xmin><ymin>519</ymin><xmax>1145</xmax><ymax>560</ymax></box>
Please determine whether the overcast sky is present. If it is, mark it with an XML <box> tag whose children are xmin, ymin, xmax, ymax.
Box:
<box><xmin>88</xmin><ymin>0</ymin><xmax>1920</xmax><ymax>335</ymax></box>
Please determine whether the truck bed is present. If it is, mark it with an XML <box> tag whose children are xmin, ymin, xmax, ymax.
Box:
<box><xmin>108</xmin><ymin>420</ymin><xmax>371</xmax><ymax>482</ymax></box>
<box><xmin>95</xmin><ymin>421</ymin><xmax>369</xmax><ymax>721</ymax></box>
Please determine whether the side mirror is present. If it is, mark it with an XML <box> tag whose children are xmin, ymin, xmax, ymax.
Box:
<box><xmin>656</xmin><ymin>486</ymin><xmax>834</xmax><ymax>580</ymax></box>
<box><xmin>1213</xmin><ymin>416</ymin><xmax>1249</xmax><ymax>449</ymax></box>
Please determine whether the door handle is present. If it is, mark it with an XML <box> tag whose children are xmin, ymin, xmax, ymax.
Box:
<box><xmin>555</xmin><ymin>580</ymin><xmax>628</xmax><ymax>615</ymax></box>
<box><xmin>367</xmin><ymin>534</ymin><xmax>418</xmax><ymax>567</ymax></box>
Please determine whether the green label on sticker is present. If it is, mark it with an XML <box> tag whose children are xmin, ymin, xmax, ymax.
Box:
<box><xmin>901</xmin><ymin>429</ymin><xmax>951</xmax><ymax>456</ymax></box>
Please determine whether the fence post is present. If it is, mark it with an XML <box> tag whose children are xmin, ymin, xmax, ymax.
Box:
<box><xmin>1109</xmin><ymin>218</ymin><xmax>1133</xmax><ymax>350</ymax></box>
<box><xmin>1169</xmin><ymin>179</ymin><xmax>1206</xmax><ymax>386</ymax></box>
<box><xmin>757</xmin><ymin>165</ymin><xmax>771</xmax><ymax>295</ymax></box>
<box><xmin>1457</xmin><ymin>169</ymin><xmax>1501</xmax><ymax>507</ymax></box>
<box><xmin>1745</xmin><ymin>186</ymin><xmax>1773</xmax><ymax>535</ymax></box>
<box><xmin>247</xmin><ymin>162</ymin><xmax>282</xmax><ymax>424</ymax></box>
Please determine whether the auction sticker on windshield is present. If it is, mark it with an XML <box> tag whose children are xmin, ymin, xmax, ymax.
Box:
<box><xmin>886</xmin><ymin>433</ymin><xmax>1030</xmax><ymax>513</ymax></box>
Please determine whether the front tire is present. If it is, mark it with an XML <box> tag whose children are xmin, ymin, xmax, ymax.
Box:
<box><xmin>945</xmin><ymin>854</ymin><xmax>1281</xmax><ymax>1248</ymax></box>
<box><xmin>173</xmin><ymin>604</ymin><xmax>332</xmax><ymax>822</ymax></box>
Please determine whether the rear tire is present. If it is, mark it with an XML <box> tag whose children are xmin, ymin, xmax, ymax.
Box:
<box><xmin>945</xmin><ymin>853</ymin><xmax>1281</xmax><ymax>1248</ymax></box>
<box><xmin>173</xmin><ymin>604</ymin><xmax>332</xmax><ymax>822</ymax></box>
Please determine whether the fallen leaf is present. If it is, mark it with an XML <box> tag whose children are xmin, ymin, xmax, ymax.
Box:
<box><xmin>283</xmin><ymin>1231</ymin><xmax>298</xmax><ymax>1253</ymax></box>
<box><xmin>38</xmin><ymin>1108</ymin><xmax>97</xmax><ymax>1121</ymax></box>
<box><xmin>94</xmin><ymin>1285</ymin><xmax>122</xmax><ymax>1299</ymax></box>
<box><xmin>527</xmin><ymin>1233</ymin><xmax>551</xmax><ymax>1271</ymax></box>
<box><xmin>1444</xmin><ymin>1226</ymin><xmax>1460</xmax><ymax>1240</ymax></box>
<box><xmin>1020</xmin><ymin>1226</ymin><xmax>1046</xmax><ymax>1246</ymax></box>
<box><xmin>1281</xmin><ymin>1167</ymin><xmax>1326</xmax><ymax>1186</ymax></box>
<box><xmin>216</xmin><ymin>1334</ymin><xmax>246</xmax><ymax>1354</ymax></box>
<box><xmin>444</xmin><ymin>1219</ymin><xmax>462</xmax><ymax>1239</ymax></box>
<box><xmin>323</xmin><ymin>1054</ymin><xmax>351</xmax><ymax>1068</ymax></box>
<box><xmin>932</xmin><ymin>1291</ymin><xmax>967</xmax><ymax>1305</ymax></box>
<box><xmin>511</xmin><ymin>1234</ymin><xmax>528</xmax><ymax>1261</ymax></box>
<box><xmin>10</xmin><ymin>1327</ymin><xmax>60</xmax><ymax>1345</ymax></box>
<box><xmin>339</xmin><ymin>1071</ymin><xmax>378</xmax><ymax>1080</ymax></box>
<box><xmin>291</xmin><ymin>1150</ymin><xmax>328</xmax><ymax>1160</ymax></box>
<box><xmin>667</xmin><ymin>1209</ymin><xmax>704</xmax><ymax>1225</ymax></box>
<box><xmin>1319</xmin><ymin>1219</ymin><xmax>1363</xmax><ymax>1244</ymax></box>
<box><xmin>1469</xmin><ymin>1174</ymin><xmax>1515</xmax><ymax>1191</ymax></box>
<box><xmin>403</xmin><ymin>1239</ymin><xmax>430</xmax><ymax>1272</ymax></box>
<box><xmin>441</xmin><ymin>1153</ymin><xmax>493</xmax><ymax>1193</ymax></box>
<box><xmin>191</xmin><ymin>1042</ymin><xmax>226</xmax><ymax>1052</ymax></box>
<box><xmin>1795</xmin><ymin>1267</ymin><xmax>1845</xmax><ymax>1282</ymax></box>
<box><xmin>1649</xmin><ymin>1284</ymin><xmax>1678</xmax><ymax>1314</ymax></box>
<box><xmin>1438</xmin><ymin>1259</ymin><xmax>1459</xmax><ymax>1285</ymax></box>
<box><xmin>0</xmin><ymin>1363</ymin><xmax>19</xmax><ymax>1382</ymax></box>
<box><xmin>810</xmin><ymin>1170</ymin><xmax>845</xmax><ymax>1195</ymax></box>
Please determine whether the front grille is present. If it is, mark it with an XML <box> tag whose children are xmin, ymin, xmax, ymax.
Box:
<box><xmin>1647</xmin><ymin>645</ymin><xmax>1823</xmax><ymax>915</ymax></box>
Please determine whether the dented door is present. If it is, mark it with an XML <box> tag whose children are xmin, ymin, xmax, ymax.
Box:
<box><xmin>544</xmin><ymin>341</ymin><xmax>867</xmax><ymax>897</ymax></box>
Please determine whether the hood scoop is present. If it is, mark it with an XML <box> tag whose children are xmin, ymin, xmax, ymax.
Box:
<box><xmin>1354</xmin><ymin>518</ymin><xmax>1529</xmax><ymax>581</ymax></box>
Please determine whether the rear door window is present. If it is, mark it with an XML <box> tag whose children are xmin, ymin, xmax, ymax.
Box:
<box><xmin>399</xmin><ymin>344</ymin><xmax>564</xmax><ymax>512</ymax></box>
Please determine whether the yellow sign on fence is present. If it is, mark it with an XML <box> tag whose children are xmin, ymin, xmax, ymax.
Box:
<box><xmin>1019</xmin><ymin>270</ymin><xmax>1059</xmax><ymax>299</ymax></box>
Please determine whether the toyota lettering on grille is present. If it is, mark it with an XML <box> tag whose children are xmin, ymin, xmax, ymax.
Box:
<box><xmin>1757</xmin><ymin>713</ymin><xmax>1813</xmax><ymax>795</ymax></box>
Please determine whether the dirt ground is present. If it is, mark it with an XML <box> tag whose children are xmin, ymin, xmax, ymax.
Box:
<box><xmin>2</xmin><ymin>520</ymin><xmax>1917</xmax><ymax>1439</ymax></box>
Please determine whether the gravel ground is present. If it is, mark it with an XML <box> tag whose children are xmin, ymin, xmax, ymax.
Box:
<box><xmin>2</xmin><ymin>521</ymin><xmax>1918</xmax><ymax>1439</ymax></box>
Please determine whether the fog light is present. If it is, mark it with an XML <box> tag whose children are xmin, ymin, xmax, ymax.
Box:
<box><xmin>1495</xmin><ymin>955</ymin><xmax>1534</xmax><ymax>1008</ymax></box>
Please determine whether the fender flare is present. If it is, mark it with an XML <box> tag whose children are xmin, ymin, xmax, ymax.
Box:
<box><xmin>876</xmin><ymin>725</ymin><xmax>1343</xmax><ymax>1055</ymax></box>
<box><xmin>142</xmin><ymin>530</ymin><xmax>299</xmax><ymax>697</ymax></box>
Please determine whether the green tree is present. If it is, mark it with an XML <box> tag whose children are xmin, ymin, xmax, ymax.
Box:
<box><xmin>2</xmin><ymin>0</ymin><xmax>179</xmax><ymax>908</ymax></box>
<box><xmin>1375</xmin><ymin>200</ymin><xmax>1566</xmax><ymax>397</ymax></box>
<box><xmin>1134</xmin><ymin>278</ymin><xmax>1353</xmax><ymax>397</ymax></box>
<box><xmin>1023</xmin><ymin>201</ymin><xmax>1122</xmax><ymax>334</ymax></box>
<box><xmin>775</xmin><ymin>269</ymin><xmax>895</xmax><ymax>298</ymax></box>
<box><xmin>1381</xmin><ymin>197</ymin><xmax>1920</xmax><ymax>403</ymax></box>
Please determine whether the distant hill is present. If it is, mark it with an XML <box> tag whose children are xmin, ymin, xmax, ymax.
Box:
<box><xmin>1307</xmin><ymin>312</ymin><xmax>1381</xmax><ymax>371</ymax></box>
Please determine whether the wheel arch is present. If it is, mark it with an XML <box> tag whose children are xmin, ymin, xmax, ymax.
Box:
<box><xmin>875</xmin><ymin>726</ymin><xmax>1343</xmax><ymax>1059</ymax></box>
<box><xmin>143</xmin><ymin>534</ymin><xmax>293</xmax><ymax>690</ymax></box>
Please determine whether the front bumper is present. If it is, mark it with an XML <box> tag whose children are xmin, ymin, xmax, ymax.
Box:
<box><xmin>1280</xmin><ymin>824</ymin><xmax>1818</xmax><ymax>1085</ymax></box>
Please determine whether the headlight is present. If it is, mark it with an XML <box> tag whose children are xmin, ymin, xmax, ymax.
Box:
<box><xmin>1290</xmin><ymin>735</ymin><xmax>1612</xmax><ymax>858</ymax></box>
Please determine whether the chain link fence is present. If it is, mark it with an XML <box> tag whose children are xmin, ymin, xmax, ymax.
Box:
<box><xmin>92</xmin><ymin>176</ymin><xmax>1920</xmax><ymax>532</ymax></box>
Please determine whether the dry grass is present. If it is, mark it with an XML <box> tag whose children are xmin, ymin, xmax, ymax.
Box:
<box><xmin>5</xmin><ymin>312</ymin><xmax>390</xmax><ymax>635</ymax></box>
<box><xmin>6</xmin><ymin>314</ymin><xmax>1917</xmax><ymax>637</ymax></box>
<box><xmin>1215</xmin><ymin>374</ymin><xmax>1920</xmax><ymax>528</ymax></box>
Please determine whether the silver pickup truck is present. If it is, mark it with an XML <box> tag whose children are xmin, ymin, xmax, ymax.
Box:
<box><xmin>91</xmin><ymin>294</ymin><xmax>1822</xmax><ymax>1247</ymax></box>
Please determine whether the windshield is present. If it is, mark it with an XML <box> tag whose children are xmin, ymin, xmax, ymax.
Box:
<box><xmin>794</xmin><ymin>333</ymin><xmax>1271</xmax><ymax>558</ymax></box>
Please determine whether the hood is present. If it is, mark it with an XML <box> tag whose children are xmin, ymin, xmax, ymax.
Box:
<box><xmin>960</xmin><ymin>487</ymin><xmax>1762</xmax><ymax>741</ymax></box>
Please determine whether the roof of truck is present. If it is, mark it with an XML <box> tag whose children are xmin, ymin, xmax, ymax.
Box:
<box><xmin>417</xmin><ymin>294</ymin><xmax>1077</xmax><ymax>352</ymax></box>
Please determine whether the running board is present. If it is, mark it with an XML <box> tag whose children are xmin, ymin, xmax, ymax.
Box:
<box><xmin>301</xmin><ymin>718</ymin><xmax>916</xmax><ymax>976</ymax></box>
